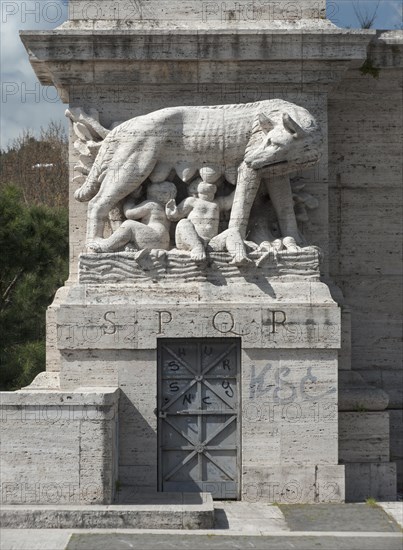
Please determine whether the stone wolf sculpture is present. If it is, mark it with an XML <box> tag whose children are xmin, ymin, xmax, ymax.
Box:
<box><xmin>74</xmin><ymin>99</ymin><xmax>322</xmax><ymax>246</ymax></box>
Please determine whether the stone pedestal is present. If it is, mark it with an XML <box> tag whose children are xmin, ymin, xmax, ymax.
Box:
<box><xmin>42</xmin><ymin>250</ymin><xmax>344</xmax><ymax>503</ymax></box>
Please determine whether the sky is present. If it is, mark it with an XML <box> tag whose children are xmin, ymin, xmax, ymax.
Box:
<box><xmin>1</xmin><ymin>0</ymin><xmax>402</xmax><ymax>148</ymax></box>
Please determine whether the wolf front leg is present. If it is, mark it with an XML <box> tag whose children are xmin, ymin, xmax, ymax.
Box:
<box><xmin>228</xmin><ymin>162</ymin><xmax>262</xmax><ymax>239</ymax></box>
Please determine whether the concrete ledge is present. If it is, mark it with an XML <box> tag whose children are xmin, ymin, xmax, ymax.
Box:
<box><xmin>0</xmin><ymin>493</ymin><xmax>214</xmax><ymax>530</ymax></box>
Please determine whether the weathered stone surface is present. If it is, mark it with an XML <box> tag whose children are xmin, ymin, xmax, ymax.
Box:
<box><xmin>0</xmin><ymin>492</ymin><xmax>214</xmax><ymax>529</ymax></box>
<box><xmin>316</xmin><ymin>465</ymin><xmax>346</xmax><ymax>503</ymax></box>
<box><xmin>19</xmin><ymin>371</ymin><xmax>60</xmax><ymax>391</ymax></box>
<box><xmin>389</xmin><ymin>410</ymin><xmax>403</xmax><ymax>492</ymax></box>
<box><xmin>239</xmin><ymin>344</ymin><xmax>341</xmax><ymax>502</ymax></box>
<box><xmin>338</xmin><ymin>371</ymin><xmax>389</xmax><ymax>412</ymax></box>
<box><xmin>339</xmin><ymin>412</ymin><xmax>391</xmax><ymax>463</ymax></box>
<box><xmin>329</xmin><ymin>189</ymin><xmax>402</xmax><ymax>276</ymax></box>
<box><xmin>242</xmin><ymin>348</ymin><xmax>339</xmax><ymax>465</ymax></box>
<box><xmin>117</xmin><ymin>352</ymin><xmax>158</xmax><ymax>492</ymax></box>
<box><xmin>0</xmin><ymin>389</ymin><xmax>119</xmax><ymax>505</ymax></box>
<box><xmin>359</xmin><ymin>370</ymin><xmax>403</xmax><ymax>409</ymax></box>
<box><xmin>345</xmin><ymin>463</ymin><xmax>397</xmax><ymax>503</ymax></box>
<box><xmin>242</xmin><ymin>464</ymin><xmax>344</xmax><ymax>503</ymax></box>
<box><xmin>328</xmin><ymin>35</ymin><xmax>403</xmax><ymax>390</ymax></box>
<box><xmin>338</xmin><ymin>306</ymin><xmax>352</xmax><ymax>371</ymax></box>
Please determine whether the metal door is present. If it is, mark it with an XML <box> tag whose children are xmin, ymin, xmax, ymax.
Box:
<box><xmin>157</xmin><ymin>338</ymin><xmax>240</xmax><ymax>499</ymax></box>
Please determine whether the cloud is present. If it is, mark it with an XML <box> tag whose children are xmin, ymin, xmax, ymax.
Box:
<box><xmin>0</xmin><ymin>1</ymin><xmax>67</xmax><ymax>148</ymax></box>
<box><xmin>383</xmin><ymin>0</ymin><xmax>403</xmax><ymax>28</ymax></box>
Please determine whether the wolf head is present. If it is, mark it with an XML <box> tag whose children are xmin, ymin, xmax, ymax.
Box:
<box><xmin>244</xmin><ymin>107</ymin><xmax>323</xmax><ymax>175</ymax></box>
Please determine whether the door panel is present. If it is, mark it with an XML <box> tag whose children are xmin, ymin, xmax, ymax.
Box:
<box><xmin>158</xmin><ymin>338</ymin><xmax>240</xmax><ymax>500</ymax></box>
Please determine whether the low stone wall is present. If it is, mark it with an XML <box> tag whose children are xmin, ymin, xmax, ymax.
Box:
<box><xmin>0</xmin><ymin>389</ymin><xmax>119</xmax><ymax>505</ymax></box>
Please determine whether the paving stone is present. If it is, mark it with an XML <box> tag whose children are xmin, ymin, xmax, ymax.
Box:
<box><xmin>65</xmin><ymin>533</ymin><xmax>403</xmax><ymax>550</ymax></box>
<box><xmin>278</xmin><ymin>503</ymin><xmax>402</xmax><ymax>532</ymax></box>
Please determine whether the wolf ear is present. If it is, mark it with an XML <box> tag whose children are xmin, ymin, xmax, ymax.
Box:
<box><xmin>258</xmin><ymin>113</ymin><xmax>275</xmax><ymax>134</ymax></box>
<box><xmin>282</xmin><ymin>113</ymin><xmax>306</xmax><ymax>137</ymax></box>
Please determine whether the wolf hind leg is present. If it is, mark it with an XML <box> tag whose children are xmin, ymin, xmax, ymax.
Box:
<box><xmin>86</xmin><ymin>174</ymin><xmax>145</xmax><ymax>242</ymax></box>
<box><xmin>264</xmin><ymin>174</ymin><xmax>302</xmax><ymax>244</ymax></box>
<box><xmin>86</xmin><ymin>151</ymin><xmax>157</xmax><ymax>242</ymax></box>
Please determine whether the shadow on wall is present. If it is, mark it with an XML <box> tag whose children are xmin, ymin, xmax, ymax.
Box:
<box><xmin>116</xmin><ymin>390</ymin><xmax>158</xmax><ymax>502</ymax></box>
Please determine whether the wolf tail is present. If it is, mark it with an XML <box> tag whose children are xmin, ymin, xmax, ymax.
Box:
<box><xmin>74</xmin><ymin>163</ymin><xmax>102</xmax><ymax>202</ymax></box>
<box><xmin>74</xmin><ymin>139</ymin><xmax>116</xmax><ymax>202</ymax></box>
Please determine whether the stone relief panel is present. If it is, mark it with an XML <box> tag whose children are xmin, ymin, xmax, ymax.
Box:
<box><xmin>67</xmin><ymin>100</ymin><xmax>323</xmax><ymax>277</ymax></box>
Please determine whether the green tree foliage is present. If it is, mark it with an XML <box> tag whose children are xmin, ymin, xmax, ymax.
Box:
<box><xmin>0</xmin><ymin>186</ymin><xmax>68</xmax><ymax>390</ymax></box>
<box><xmin>0</xmin><ymin>121</ymin><xmax>68</xmax><ymax>208</ymax></box>
<box><xmin>0</xmin><ymin>121</ymin><xmax>69</xmax><ymax>390</ymax></box>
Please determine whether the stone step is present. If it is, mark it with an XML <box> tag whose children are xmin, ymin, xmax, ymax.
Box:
<box><xmin>0</xmin><ymin>493</ymin><xmax>214</xmax><ymax>530</ymax></box>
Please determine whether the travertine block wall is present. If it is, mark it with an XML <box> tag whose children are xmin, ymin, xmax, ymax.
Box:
<box><xmin>56</xmin><ymin>349</ymin><xmax>158</xmax><ymax>492</ymax></box>
<box><xmin>390</xmin><ymin>410</ymin><xmax>403</xmax><ymax>487</ymax></box>
<box><xmin>241</xmin><ymin>348</ymin><xmax>343</xmax><ymax>502</ymax></box>
<box><xmin>0</xmin><ymin>390</ymin><xmax>119</xmax><ymax>504</ymax></box>
<box><xmin>339</xmin><ymin>412</ymin><xmax>391</xmax><ymax>463</ymax></box>
<box><xmin>345</xmin><ymin>463</ymin><xmax>397</xmax><ymax>502</ymax></box>
<box><xmin>328</xmin><ymin>32</ymin><xmax>403</xmax><ymax>490</ymax></box>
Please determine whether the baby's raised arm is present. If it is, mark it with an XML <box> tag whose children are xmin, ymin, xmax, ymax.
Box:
<box><xmin>165</xmin><ymin>197</ymin><xmax>194</xmax><ymax>221</ymax></box>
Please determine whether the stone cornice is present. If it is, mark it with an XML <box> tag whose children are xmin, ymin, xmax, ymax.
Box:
<box><xmin>368</xmin><ymin>30</ymin><xmax>403</xmax><ymax>69</ymax></box>
<box><xmin>20</xmin><ymin>28</ymin><xmax>374</xmax><ymax>63</ymax></box>
<box><xmin>20</xmin><ymin>28</ymin><xmax>374</xmax><ymax>97</ymax></box>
